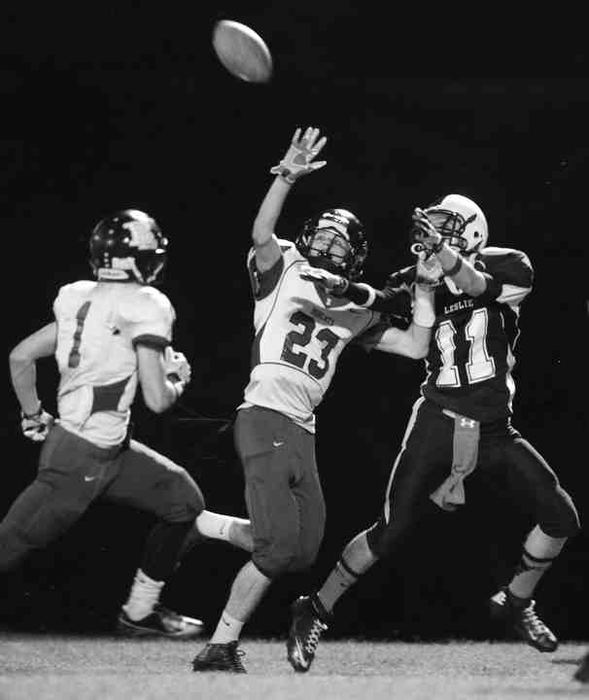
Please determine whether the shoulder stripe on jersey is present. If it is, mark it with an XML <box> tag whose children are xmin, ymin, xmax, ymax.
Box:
<box><xmin>256</xmin><ymin>258</ymin><xmax>302</xmax><ymax>330</ymax></box>
<box><xmin>495</xmin><ymin>284</ymin><xmax>531</xmax><ymax>306</ymax></box>
<box><xmin>248</xmin><ymin>254</ymin><xmax>285</xmax><ymax>300</ymax></box>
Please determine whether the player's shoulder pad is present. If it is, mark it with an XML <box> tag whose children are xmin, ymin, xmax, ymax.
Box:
<box><xmin>246</xmin><ymin>237</ymin><xmax>301</xmax><ymax>266</ymax></box>
<box><xmin>479</xmin><ymin>246</ymin><xmax>533</xmax><ymax>285</ymax></box>
<box><xmin>53</xmin><ymin>280</ymin><xmax>96</xmax><ymax>308</ymax></box>
<box><xmin>128</xmin><ymin>285</ymin><xmax>176</xmax><ymax>324</ymax></box>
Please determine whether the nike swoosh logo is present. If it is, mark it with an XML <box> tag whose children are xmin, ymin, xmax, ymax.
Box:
<box><xmin>84</xmin><ymin>476</ymin><xmax>97</xmax><ymax>482</ymax></box>
<box><xmin>273</xmin><ymin>441</ymin><xmax>284</xmax><ymax>447</ymax></box>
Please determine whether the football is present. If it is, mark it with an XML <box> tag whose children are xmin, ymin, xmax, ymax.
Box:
<box><xmin>212</xmin><ymin>19</ymin><xmax>273</xmax><ymax>83</ymax></box>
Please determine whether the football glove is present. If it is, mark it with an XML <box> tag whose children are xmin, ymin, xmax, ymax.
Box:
<box><xmin>299</xmin><ymin>264</ymin><xmax>349</xmax><ymax>296</ymax></box>
<box><xmin>164</xmin><ymin>347</ymin><xmax>192</xmax><ymax>386</ymax></box>
<box><xmin>270</xmin><ymin>126</ymin><xmax>327</xmax><ymax>184</ymax></box>
<box><xmin>21</xmin><ymin>405</ymin><xmax>54</xmax><ymax>442</ymax></box>
<box><xmin>411</xmin><ymin>207</ymin><xmax>443</xmax><ymax>254</ymax></box>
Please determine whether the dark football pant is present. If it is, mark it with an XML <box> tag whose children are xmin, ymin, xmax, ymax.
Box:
<box><xmin>0</xmin><ymin>423</ymin><xmax>204</xmax><ymax>580</ymax></box>
<box><xmin>234</xmin><ymin>406</ymin><xmax>326</xmax><ymax>579</ymax></box>
<box><xmin>367</xmin><ymin>398</ymin><xmax>580</xmax><ymax>558</ymax></box>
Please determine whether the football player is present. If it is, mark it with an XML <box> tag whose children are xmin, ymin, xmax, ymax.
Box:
<box><xmin>191</xmin><ymin>127</ymin><xmax>438</xmax><ymax>673</ymax></box>
<box><xmin>3</xmin><ymin>209</ymin><xmax>253</xmax><ymax>638</ymax></box>
<box><xmin>286</xmin><ymin>194</ymin><xmax>580</xmax><ymax>672</ymax></box>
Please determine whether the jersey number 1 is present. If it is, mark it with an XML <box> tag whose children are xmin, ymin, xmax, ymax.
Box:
<box><xmin>281</xmin><ymin>311</ymin><xmax>339</xmax><ymax>380</ymax></box>
<box><xmin>68</xmin><ymin>301</ymin><xmax>92</xmax><ymax>368</ymax></box>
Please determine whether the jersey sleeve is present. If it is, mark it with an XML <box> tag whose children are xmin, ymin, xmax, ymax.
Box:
<box><xmin>246</xmin><ymin>237</ymin><xmax>299</xmax><ymax>300</ymax></box>
<box><xmin>478</xmin><ymin>248</ymin><xmax>534</xmax><ymax>305</ymax></box>
<box><xmin>126</xmin><ymin>289</ymin><xmax>175</xmax><ymax>350</ymax></box>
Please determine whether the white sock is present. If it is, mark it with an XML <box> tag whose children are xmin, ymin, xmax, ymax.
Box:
<box><xmin>210</xmin><ymin>611</ymin><xmax>244</xmax><ymax>644</ymax></box>
<box><xmin>122</xmin><ymin>569</ymin><xmax>164</xmax><ymax>621</ymax></box>
<box><xmin>196</xmin><ymin>511</ymin><xmax>241</xmax><ymax>542</ymax></box>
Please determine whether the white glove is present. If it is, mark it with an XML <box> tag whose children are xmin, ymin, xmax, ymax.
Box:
<box><xmin>270</xmin><ymin>126</ymin><xmax>327</xmax><ymax>184</ymax></box>
<box><xmin>21</xmin><ymin>406</ymin><xmax>54</xmax><ymax>442</ymax></box>
<box><xmin>164</xmin><ymin>347</ymin><xmax>192</xmax><ymax>385</ymax></box>
<box><xmin>299</xmin><ymin>264</ymin><xmax>349</xmax><ymax>296</ymax></box>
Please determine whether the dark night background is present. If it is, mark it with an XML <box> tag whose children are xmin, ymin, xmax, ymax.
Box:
<box><xmin>1</xmin><ymin>3</ymin><xmax>588</xmax><ymax>642</ymax></box>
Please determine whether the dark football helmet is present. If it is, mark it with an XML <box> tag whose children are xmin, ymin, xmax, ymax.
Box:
<box><xmin>295</xmin><ymin>208</ymin><xmax>368</xmax><ymax>280</ymax></box>
<box><xmin>89</xmin><ymin>209</ymin><xmax>168</xmax><ymax>284</ymax></box>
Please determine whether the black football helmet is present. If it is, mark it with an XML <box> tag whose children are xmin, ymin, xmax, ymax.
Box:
<box><xmin>295</xmin><ymin>208</ymin><xmax>368</xmax><ymax>280</ymax></box>
<box><xmin>89</xmin><ymin>209</ymin><xmax>168</xmax><ymax>284</ymax></box>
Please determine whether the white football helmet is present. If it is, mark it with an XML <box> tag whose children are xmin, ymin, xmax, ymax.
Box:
<box><xmin>425</xmin><ymin>194</ymin><xmax>488</xmax><ymax>255</ymax></box>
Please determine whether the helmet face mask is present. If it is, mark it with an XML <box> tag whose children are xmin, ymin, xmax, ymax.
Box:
<box><xmin>424</xmin><ymin>194</ymin><xmax>488</xmax><ymax>256</ymax></box>
<box><xmin>89</xmin><ymin>209</ymin><xmax>168</xmax><ymax>285</ymax></box>
<box><xmin>296</xmin><ymin>208</ymin><xmax>368</xmax><ymax>280</ymax></box>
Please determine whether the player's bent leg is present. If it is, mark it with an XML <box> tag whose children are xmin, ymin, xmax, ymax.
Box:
<box><xmin>110</xmin><ymin>440</ymin><xmax>206</xmax><ymax>639</ymax></box>
<box><xmin>287</xmin><ymin>531</ymin><xmax>377</xmax><ymax>673</ymax></box>
<box><xmin>489</xmin><ymin>437</ymin><xmax>580</xmax><ymax>652</ymax></box>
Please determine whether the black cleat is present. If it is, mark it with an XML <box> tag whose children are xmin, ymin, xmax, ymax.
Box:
<box><xmin>117</xmin><ymin>604</ymin><xmax>204</xmax><ymax>639</ymax></box>
<box><xmin>192</xmin><ymin>641</ymin><xmax>247</xmax><ymax>673</ymax></box>
<box><xmin>573</xmin><ymin>651</ymin><xmax>589</xmax><ymax>683</ymax></box>
<box><xmin>489</xmin><ymin>587</ymin><xmax>558</xmax><ymax>652</ymax></box>
<box><xmin>287</xmin><ymin>594</ymin><xmax>331</xmax><ymax>673</ymax></box>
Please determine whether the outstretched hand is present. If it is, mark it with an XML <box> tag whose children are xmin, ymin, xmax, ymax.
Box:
<box><xmin>299</xmin><ymin>264</ymin><xmax>349</xmax><ymax>296</ymax></box>
<box><xmin>412</xmin><ymin>207</ymin><xmax>443</xmax><ymax>254</ymax></box>
<box><xmin>270</xmin><ymin>126</ymin><xmax>327</xmax><ymax>184</ymax></box>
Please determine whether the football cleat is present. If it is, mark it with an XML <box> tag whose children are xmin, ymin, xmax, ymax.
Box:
<box><xmin>191</xmin><ymin>642</ymin><xmax>247</xmax><ymax>673</ymax></box>
<box><xmin>117</xmin><ymin>604</ymin><xmax>204</xmax><ymax>639</ymax></box>
<box><xmin>573</xmin><ymin>651</ymin><xmax>589</xmax><ymax>683</ymax></box>
<box><xmin>286</xmin><ymin>594</ymin><xmax>331</xmax><ymax>672</ymax></box>
<box><xmin>489</xmin><ymin>587</ymin><xmax>558</xmax><ymax>652</ymax></box>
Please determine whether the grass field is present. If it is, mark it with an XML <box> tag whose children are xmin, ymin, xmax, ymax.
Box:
<box><xmin>0</xmin><ymin>635</ymin><xmax>587</xmax><ymax>699</ymax></box>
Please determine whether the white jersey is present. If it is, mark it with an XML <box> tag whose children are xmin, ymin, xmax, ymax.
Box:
<box><xmin>53</xmin><ymin>280</ymin><xmax>174</xmax><ymax>447</ymax></box>
<box><xmin>240</xmin><ymin>240</ymin><xmax>379</xmax><ymax>432</ymax></box>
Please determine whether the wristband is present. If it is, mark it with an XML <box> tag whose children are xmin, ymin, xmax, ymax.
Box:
<box><xmin>443</xmin><ymin>255</ymin><xmax>463</xmax><ymax>277</ymax></box>
<box><xmin>21</xmin><ymin>403</ymin><xmax>43</xmax><ymax>420</ymax></box>
<box><xmin>412</xmin><ymin>289</ymin><xmax>436</xmax><ymax>328</ymax></box>
<box><xmin>271</xmin><ymin>166</ymin><xmax>296</xmax><ymax>185</ymax></box>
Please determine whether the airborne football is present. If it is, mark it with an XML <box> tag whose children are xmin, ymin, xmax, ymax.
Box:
<box><xmin>212</xmin><ymin>19</ymin><xmax>273</xmax><ymax>83</ymax></box>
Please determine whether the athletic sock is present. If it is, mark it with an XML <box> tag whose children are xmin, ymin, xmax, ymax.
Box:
<box><xmin>210</xmin><ymin>611</ymin><xmax>244</xmax><ymax>644</ymax></box>
<box><xmin>122</xmin><ymin>568</ymin><xmax>164</xmax><ymax>621</ymax></box>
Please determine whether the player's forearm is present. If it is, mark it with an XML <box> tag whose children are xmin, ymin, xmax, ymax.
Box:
<box><xmin>252</xmin><ymin>176</ymin><xmax>292</xmax><ymax>247</ymax></box>
<box><xmin>339</xmin><ymin>281</ymin><xmax>408</xmax><ymax>313</ymax></box>
<box><xmin>435</xmin><ymin>244</ymin><xmax>486</xmax><ymax>296</ymax></box>
<box><xmin>8</xmin><ymin>355</ymin><xmax>42</xmax><ymax>416</ymax></box>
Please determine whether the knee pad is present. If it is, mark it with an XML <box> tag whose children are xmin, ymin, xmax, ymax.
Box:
<box><xmin>162</xmin><ymin>469</ymin><xmax>205</xmax><ymax>523</ymax></box>
<box><xmin>252</xmin><ymin>544</ymin><xmax>297</xmax><ymax>579</ymax></box>
<box><xmin>540</xmin><ymin>487</ymin><xmax>581</xmax><ymax>538</ymax></box>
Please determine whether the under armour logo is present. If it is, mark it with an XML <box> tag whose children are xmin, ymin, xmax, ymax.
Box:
<box><xmin>460</xmin><ymin>418</ymin><xmax>476</xmax><ymax>428</ymax></box>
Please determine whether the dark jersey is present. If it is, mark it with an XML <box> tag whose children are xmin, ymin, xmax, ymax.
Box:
<box><xmin>364</xmin><ymin>247</ymin><xmax>533</xmax><ymax>422</ymax></box>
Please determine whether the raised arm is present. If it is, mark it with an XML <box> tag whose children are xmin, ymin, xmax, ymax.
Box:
<box><xmin>412</xmin><ymin>207</ymin><xmax>487</xmax><ymax>296</ymax></box>
<box><xmin>252</xmin><ymin>126</ymin><xmax>327</xmax><ymax>272</ymax></box>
